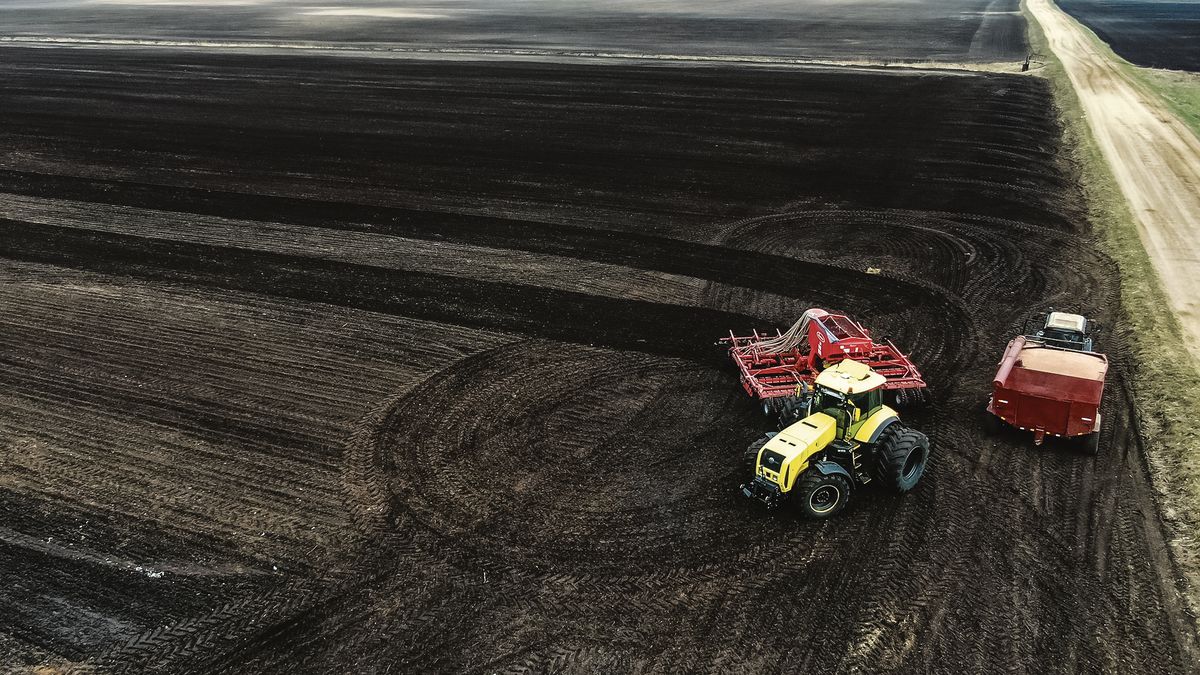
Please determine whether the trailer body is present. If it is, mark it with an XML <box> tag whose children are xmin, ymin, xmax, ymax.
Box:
<box><xmin>988</xmin><ymin>335</ymin><xmax>1107</xmax><ymax>443</ymax></box>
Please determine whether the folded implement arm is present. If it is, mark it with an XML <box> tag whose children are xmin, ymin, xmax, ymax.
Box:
<box><xmin>723</xmin><ymin>308</ymin><xmax>926</xmax><ymax>403</ymax></box>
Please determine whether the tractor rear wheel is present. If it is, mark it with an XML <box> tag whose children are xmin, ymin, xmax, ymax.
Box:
<box><xmin>876</xmin><ymin>425</ymin><xmax>930</xmax><ymax>492</ymax></box>
<box><xmin>744</xmin><ymin>435</ymin><xmax>770</xmax><ymax>474</ymax></box>
<box><xmin>795</xmin><ymin>470</ymin><xmax>851</xmax><ymax>519</ymax></box>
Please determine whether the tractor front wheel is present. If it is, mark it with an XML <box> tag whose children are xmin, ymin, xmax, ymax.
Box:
<box><xmin>795</xmin><ymin>471</ymin><xmax>851</xmax><ymax>519</ymax></box>
<box><xmin>744</xmin><ymin>435</ymin><xmax>771</xmax><ymax>474</ymax></box>
<box><xmin>877</xmin><ymin>425</ymin><xmax>931</xmax><ymax>492</ymax></box>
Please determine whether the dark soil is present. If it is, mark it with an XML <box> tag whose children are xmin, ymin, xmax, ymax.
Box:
<box><xmin>1</xmin><ymin>0</ymin><xmax>1027</xmax><ymax>63</ymax></box>
<box><xmin>0</xmin><ymin>48</ymin><xmax>1193</xmax><ymax>673</ymax></box>
<box><xmin>1058</xmin><ymin>0</ymin><xmax>1200</xmax><ymax>71</ymax></box>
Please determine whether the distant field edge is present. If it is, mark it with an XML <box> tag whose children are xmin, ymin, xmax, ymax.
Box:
<box><xmin>1040</xmin><ymin>2</ymin><xmax>1200</xmax><ymax>145</ymax></box>
<box><xmin>0</xmin><ymin>37</ymin><xmax>1026</xmax><ymax>76</ymax></box>
<box><xmin>1024</xmin><ymin>0</ymin><xmax>1200</xmax><ymax>639</ymax></box>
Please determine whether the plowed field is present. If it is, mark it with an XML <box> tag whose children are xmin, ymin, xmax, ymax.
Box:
<box><xmin>2</xmin><ymin>0</ymin><xmax>1027</xmax><ymax>63</ymax></box>
<box><xmin>1057</xmin><ymin>0</ymin><xmax>1200</xmax><ymax>71</ymax></box>
<box><xmin>0</xmin><ymin>49</ymin><xmax>1193</xmax><ymax>672</ymax></box>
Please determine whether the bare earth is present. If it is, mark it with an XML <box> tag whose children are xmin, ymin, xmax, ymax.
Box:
<box><xmin>1</xmin><ymin>48</ymin><xmax>1195</xmax><ymax>672</ymax></box>
<box><xmin>1029</xmin><ymin>0</ymin><xmax>1200</xmax><ymax>363</ymax></box>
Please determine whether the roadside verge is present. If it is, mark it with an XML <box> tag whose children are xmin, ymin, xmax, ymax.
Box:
<box><xmin>1024</xmin><ymin>0</ymin><xmax>1200</xmax><ymax>625</ymax></box>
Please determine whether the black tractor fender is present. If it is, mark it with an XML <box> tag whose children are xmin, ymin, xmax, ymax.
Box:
<box><xmin>811</xmin><ymin>460</ymin><xmax>852</xmax><ymax>481</ymax></box>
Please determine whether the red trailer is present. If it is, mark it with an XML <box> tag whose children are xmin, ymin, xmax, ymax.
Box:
<box><xmin>987</xmin><ymin>335</ymin><xmax>1107</xmax><ymax>451</ymax></box>
<box><xmin>723</xmin><ymin>308</ymin><xmax>925</xmax><ymax>418</ymax></box>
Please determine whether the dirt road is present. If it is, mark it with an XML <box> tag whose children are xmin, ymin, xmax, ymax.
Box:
<box><xmin>1029</xmin><ymin>0</ymin><xmax>1200</xmax><ymax>363</ymax></box>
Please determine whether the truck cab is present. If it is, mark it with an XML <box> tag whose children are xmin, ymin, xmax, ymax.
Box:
<box><xmin>1029</xmin><ymin>311</ymin><xmax>1096</xmax><ymax>352</ymax></box>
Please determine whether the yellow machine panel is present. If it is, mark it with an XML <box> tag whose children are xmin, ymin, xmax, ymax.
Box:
<box><xmin>759</xmin><ymin>413</ymin><xmax>837</xmax><ymax>490</ymax></box>
<box><xmin>740</xmin><ymin>358</ymin><xmax>931</xmax><ymax>516</ymax></box>
<box><xmin>852</xmin><ymin>406</ymin><xmax>898</xmax><ymax>443</ymax></box>
<box><xmin>814</xmin><ymin>359</ymin><xmax>887</xmax><ymax>395</ymax></box>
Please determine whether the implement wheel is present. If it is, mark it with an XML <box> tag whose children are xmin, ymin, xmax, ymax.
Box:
<box><xmin>877</xmin><ymin>425</ymin><xmax>930</xmax><ymax>493</ymax></box>
<box><xmin>890</xmin><ymin>388</ymin><xmax>926</xmax><ymax>410</ymax></box>
<box><xmin>795</xmin><ymin>470</ymin><xmax>851</xmax><ymax>519</ymax></box>
<box><xmin>744</xmin><ymin>435</ymin><xmax>771</xmax><ymax>474</ymax></box>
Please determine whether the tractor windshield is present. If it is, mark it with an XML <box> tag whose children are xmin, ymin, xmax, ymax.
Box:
<box><xmin>816</xmin><ymin>386</ymin><xmax>854</xmax><ymax>435</ymax></box>
<box><xmin>1040</xmin><ymin>328</ymin><xmax>1086</xmax><ymax>350</ymax></box>
<box><xmin>816</xmin><ymin>386</ymin><xmax>843</xmax><ymax>409</ymax></box>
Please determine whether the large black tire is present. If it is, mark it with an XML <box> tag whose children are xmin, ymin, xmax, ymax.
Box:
<box><xmin>1079</xmin><ymin>431</ymin><xmax>1100</xmax><ymax>455</ymax></box>
<box><xmin>890</xmin><ymin>388</ymin><xmax>927</xmax><ymax>410</ymax></box>
<box><xmin>763</xmin><ymin>395</ymin><xmax>810</xmax><ymax>429</ymax></box>
<box><xmin>982</xmin><ymin>403</ymin><xmax>1003</xmax><ymax>435</ymax></box>
<box><xmin>744</xmin><ymin>435</ymin><xmax>771</xmax><ymax>474</ymax></box>
<box><xmin>876</xmin><ymin>424</ymin><xmax>930</xmax><ymax>492</ymax></box>
<box><xmin>777</xmin><ymin>397</ymin><xmax>808</xmax><ymax>427</ymax></box>
<box><xmin>794</xmin><ymin>470</ymin><xmax>852</xmax><ymax>519</ymax></box>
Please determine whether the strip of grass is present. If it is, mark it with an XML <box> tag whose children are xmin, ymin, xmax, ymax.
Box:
<box><xmin>1075</xmin><ymin>20</ymin><xmax>1200</xmax><ymax>142</ymax></box>
<box><xmin>1022</xmin><ymin>0</ymin><xmax>1200</xmax><ymax>618</ymax></box>
<box><xmin>1040</xmin><ymin>0</ymin><xmax>1200</xmax><ymax>142</ymax></box>
<box><xmin>1127</xmin><ymin>67</ymin><xmax>1200</xmax><ymax>142</ymax></box>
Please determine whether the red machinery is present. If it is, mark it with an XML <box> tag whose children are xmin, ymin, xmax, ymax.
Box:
<box><xmin>723</xmin><ymin>308</ymin><xmax>926</xmax><ymax>414</ymax></box>
<box><xmin>987</xmin><ymin>334</ymin><xmax>1107</xmax><ymax>450</ymax></box>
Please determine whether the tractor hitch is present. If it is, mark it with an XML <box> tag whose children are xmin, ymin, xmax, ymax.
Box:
<box><xmin>741</xmin><ymin>477</ymin><xmax>782</xmax><ymax>509</ymax></box>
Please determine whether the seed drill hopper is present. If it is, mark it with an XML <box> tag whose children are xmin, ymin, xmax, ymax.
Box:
<box><xmin>723</xmin><ymin>308</ymin><xmax>926</xmax><ymax>420</ymax></box>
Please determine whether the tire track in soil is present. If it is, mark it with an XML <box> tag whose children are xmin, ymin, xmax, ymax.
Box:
<box><xmin>15</xmin><ymin>176</ymin><xmax>1191</xmax><ymax>675</ymax></box>
<box><xmin>303</xmin><ymin>213</ymin><xmax>1181</xmax><ymax>673</ymax></box>
<box><xmin>0</xmin><ymin>259</ymin><xmax>526</xmax><ymax>669</ymax></box>
<box><xmin>0</xmin><ymin>218</ymin><xmax>966</xmax><ymax>368</ymax></box>
<box><xmin>0</xmin><ymin>55</ymin><xmax>1192</xmax><ymax>672</ymax></box>
<box><xmin>131</xmin><ymin>334</ymin><xmax>914</xmax><ymax>672</ymax></box>
<box><xmin>360</xmin><ymin>341</ymin><xmax>785</xmax><ymax>572</ymax></box>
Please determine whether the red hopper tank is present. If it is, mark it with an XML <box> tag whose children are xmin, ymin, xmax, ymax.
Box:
<box><xmin>987</xmin><ymin>335</ymin><xmax>1107</xmax><ymax>446</ymax></box>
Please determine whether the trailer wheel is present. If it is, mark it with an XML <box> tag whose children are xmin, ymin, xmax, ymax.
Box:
<box><xmin>744</xmin><ymin>435</ymin><xmax>771</xmax><ymax>474</ymax></box>
<box><xmin>795</xmin><ymin>470</ymin><xmax>851</xmax><ymax>519</ymax></box>
<box><xmin>1080</xmin><ymin>432</ymin><xmax>1100</xmax><ymax>455</ymax></box>
<box><xmin>877</xmin><ymin>425</ymin><xmax>930</xmax><ymax>493</ymax></box>
<box><xmin>982</xmin><ymin>404</ymin><xmax>1003</xmax><ymax>435</ymax></box>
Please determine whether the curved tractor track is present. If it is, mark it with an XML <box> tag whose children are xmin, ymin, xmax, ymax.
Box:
<box><xmin>0</xmin><ymin>51</ymin><xmax>1192</xmax><ymax>672</ymax></box>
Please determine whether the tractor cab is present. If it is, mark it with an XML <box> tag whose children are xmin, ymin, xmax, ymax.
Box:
<box><xmin>812</xmin><ymin>360</ymin><xmax>887</xmax><ymax>440</ymax></box>
<box><xmin>1025</xmin><ymin>311</ymin><xmax>1097</xmax><ymax>352</ymax></box>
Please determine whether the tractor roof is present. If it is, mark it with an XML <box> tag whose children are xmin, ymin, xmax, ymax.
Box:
<box><xmin>815</xmin><ymin>359</ymin><xmax>886</xmax><ymax>394</ymax></box>
<box><xmin>1046</xmin><ymin>312</ymin><xmax>1086</xmax><ymax>333</ymax></box>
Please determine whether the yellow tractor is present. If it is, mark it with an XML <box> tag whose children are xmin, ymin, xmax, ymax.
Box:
<box><xmin>741</xmin><ymin>359</ymin><xmax>931</xmax><ymax>518</ymax></box>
